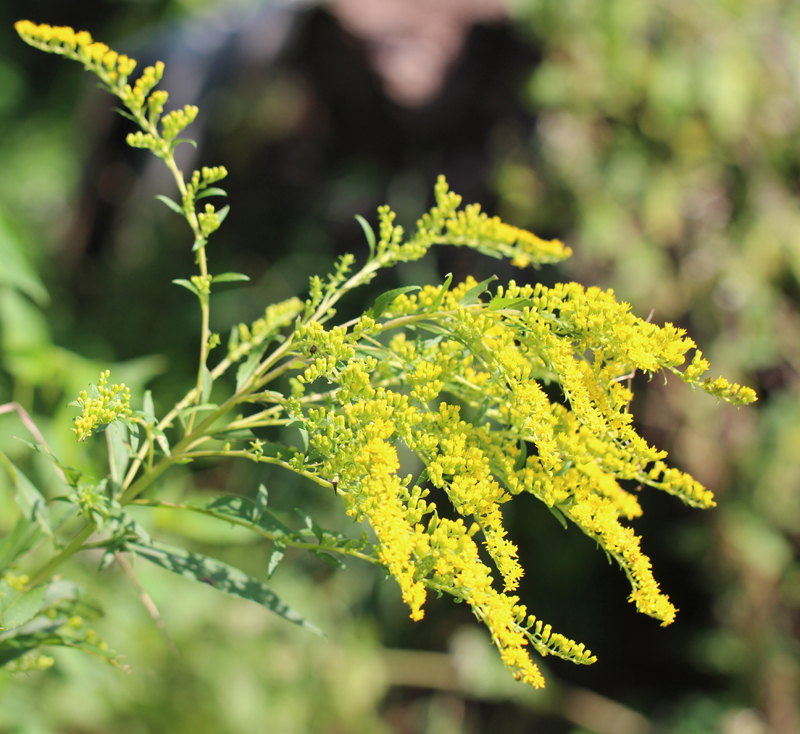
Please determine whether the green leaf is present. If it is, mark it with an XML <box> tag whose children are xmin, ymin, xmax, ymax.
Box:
<box><xmin>155</xmin><ymin>194</ymin><xmax>185</xmax><ymax>215</ymax></box>
<box><xmin>211</xmin><ymin>272</ymin><xmax>250</xmax><ymax>283</ymax></box>
<box><xmin>235</xmin><ymin>347</ymin><xmax>263</xmax><ymax>392</ymax></box>
<box><xmin>513</xmin><ymin>439</ymin><xmax>528</xmax><ymax>473</ymax></box>
<box><xmin>0</xmin><ymin>451</ymin><xmax>52</xmax><ymax>539</ymax></box>
<box><xmin>0</xmin><ymin>215</ymin><xmax>50</xmax><ymax>305</ymax></box>
<box><xmin>266</xmin><ymin>541</ymin><xmax>285</xmax><ymax>579</ymax></box>
<box><xmin>196</xmin><ymin>187</ymin><xmax>227</xmax><ymax>200</ymax></box>
<box><xmin>0</xmin><ymin>517</ymin><xmax>41</xmax><ymax>574</ymax></box>
<box><xmin>489</xmin><ymin>296</ymin><xmax>533</xmax><ymax>311</ymax></box>
<box><xmin>201</xmin><ymin>364</ymin><xmax>214</xmax><ymax>404</ymax></box>
<box><xmin>210</xmin><ymin>427</ymin><xmax>255</xmax><ymax>441</ymax></box>
<box><xmin>298</xmin><ymin>510</ymin><xmax>323</xmax><ymax>543</ymax></box>
<box><xmin>473</xmin><ymin>244</ymin><xmax>504</xmax><ymax>260</ymax></box>
<box><xmin>354</xmin><ymin>214</ymin><xmax>376</xmax><ymax>260</ymax></box>
<box><xmin>201</xmin><ymin>496</ymin><xmax>294</xmax><ymax>537</ymax></box>
<box><xmin>367</xmin><ymin>286</ymin><xmax>421</xmax><ymax>320</ymax></box>
<box><xmin>16</xmin><ymin>440</ymin><xmax>83</xmax><ymax>487</ymax></box>
<box><xmin>547</xmin><ymin>504</ymin><xmax>569</xmax><ymax>530</ymax></box>
<box><xmin>179</xmin><ymin>403</ymin><xmax>218</xmax><ymax>420</ymax></box>
<box><xmin>216</xmin><ymin>205</ymin><xmax>230</xmax><ymax>225</ymax></box>
<box><xmin>171</xmin><ymin>137</ymin><xmax>198</xmax><ymax>150</ymax></box>
<box><xmin>0</xmin><ymin>580</ymin><xmax>19</xmax><ymax>614</ymax></box>
<box><xmin>192</xmin><ymin>237</ymin><xmax>207</xmax><ymax>252</ymax></box>
<box><xmin>0</xmin><ymin>585</ymin><xmax>47</xmax><ymax>631</ymax></box>
<box><xmin>459</xmin><ymin>275</ymin><xmax>498</xmax><ymax>306</ymax></box>
<box><xmin>143</xmin><ymin>390</ymin><xmax>156</xmax><ymax>422</ymax></box>
<box><xmin>152</xmin><ymin>427</ymin><xmax>170</xmax><ymax>455</ymax></box>
<box><xmin>112</xmin><ymin>107</ymin><xmax>139</xmax><ymax>124</ymax></box>
<box><xmin>172</xmin><ymin>279</ymin><xmax>200</xmax><ymax>297</ymax></box>
<box><xmin>106</xmin><ymin>423</ymin><xmax>129</xmax><ymax>488</ymax></box>
<box><xmin>427</xmin><ymin>273</ymin><xmax>453</xmax><ymax>313</ymax></box>
<box><xmin>253</xmin><ymin>484</ymin><xmax>268</xmax><ymax>522</ymax></box>
<box><xmin>314</xmin><ymin>551</ymin><xmax>346</xmax><ymax>569</ymax></box>
<box><xmin>129</xmin><ymin>539</ymin><xmax>323</xmax><ymax>635</ymax></box>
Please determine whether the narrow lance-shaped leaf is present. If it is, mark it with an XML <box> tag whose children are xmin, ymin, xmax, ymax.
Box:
<box><xmin>354</xmin><ymin>214</ymin><xmax>376</xmax><ymax>260</ymax></box>
<box><xmin>211</xmin><ymin>272</ymin><xmax>250</xmax><ymax>284</ymax></box>
<box><xmin>427</xmin><ymin>273</ymin><xmax>453</xmax><ymax>313</ymax></box>
<box><xmin>200</xmin><ymin>365</ymin><xmax>214</xmax><ymax>404</ymax></box>
<box><xmin>129</xmin><ymin>539</ymin><xmax>323</xmax><ymax>635</ymax></box>
<box><xmin>196</xmin><ymin>187</ymin><xmax>227</xmax><ymax>200</ymax></box>
<box><xmin>0</xmin><ymin>451</ymin><xmax>53</xmax><ymax>539</ymax></box>
<box><xmin>172</xmin><ymin>279</ymin><xmax>200</xmax><ymax>297</ymax></box>
<box><xmin>367</xmin><ymin>286</ymin><xmax>421</xmax><ymax>320</ymax></box>
<box><xmin>235</xmin><ymin>347</ymin><xmax>264</xmax><ymax>392</ymax></box>
<box><xmin>459</xmin><ymin>275</ymin><xmax>498</xmax><ymax>306</ymax></box>
<box><xmin>266</xmin><ymin>541</ymin><xmax>285</xmax><ymax>579</ymax></box>
<box><xmin>155</xmin><ymin>194</ymin><xmax>184</xmax><ymax>215</ymax></box>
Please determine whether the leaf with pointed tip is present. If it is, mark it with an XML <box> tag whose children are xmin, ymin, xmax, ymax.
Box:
<box><xmin>172</xmin><ymin>279</ymin><xmax>200</xmax><ymax>297</ymax></box>
<box><xmin>201</xmin><ymin>496</ymin><xmax>294</xmax><ymax>537</ymax></box>
<box><xmin>216</xmin><ymin>205</ymin><xmax>230</xmax><ymax>225</ymax></box>
<box><xmin>143</xmin><ymin>390</ymin><xmax>156</xmax><ymax>421</ymax></box>
<box><xmin>155</xmin><ymin>194</ymin><xmax>184</xmax><ymax>215</ymax></box>
<box><xmin>129</xmin><ymin>539</ymin><xmax>323</xmax><ymax>635</ymax></box>
<box><xmin>367</xmin><ymin>286</ymin><xmax>421</xmax><ymax>320</ymax></box>
<box><xmin>0</xmin><ymin>452</ymin><xmax>52</xmax><ymax>539</ymax></box>
<box><xmin>211</xmin><ymin>272</ymin><xmax>250</xmax><ymax>284</ymax></box>
<box><xmin>314</xmin><ymin>551</ymin><xmax>346</xmax><ymax>569</ymax></box>
<box><xmin>16</xmin><ymin>440</ymin><xmax>83</xmax><ymax>487</ymax></box>
<box><xmin>201</xmin><ymin>365</ymin><xmax>214</xmax><ymax>404</ymax></box>
<box><xmin>548</xmin><ymin>504</ymin><xmax>568</xmax><ymax>530</ymax></box>
<box><xmin>0</xmin><ymin>517</ymin><xmax>41</xmax><ymax>574</ymax></box>
<box><xmin>489</xmin><ymin>296</ymin><xmax>532</xmax><ymax>311</ymax></box>
<box><xmin>427</xmin><ymin>273</ymin><xmax>453</xmax><ymax>314</ymax></box>
<box><xmin>235</xmin><ymin>347</ymin><xmax>263</xmax><ymax>392</ymax></box>
<box><xmin>171</xmin><ymin>138</ymin><xmax>198</xmax><ymax>150</ymax></box>
<box><xmin>106</xmin><ymin>423</ymin><xmax>129</xmax><ymax>488</ymax></box>
<box><xmin>297</xmin><ymin>510</ymin><xmax>323</xmax><ymax>544</ymax></box>
<box><xmin>354</xmin><ymin>214</ymin><xmax>376</xmax><ymax>260</ymax></box>
<box><xmin>459</xmin><ymin>275</ymin><xmax>498</xmax><ymax>306</ymax></box>
<box><xmin>253</xmin><ymin>484</ymin><xmax>268</xmax><ymax>522</ymax></box>
<box><xmin>266</xmin><ymin>541</ymin><xmax>285</xmax><ymax>579</ymax></box>
<box><xmin>196</xmin><ymin>187</ymin><xmax>227</xmax><ymax>200</ymax></box>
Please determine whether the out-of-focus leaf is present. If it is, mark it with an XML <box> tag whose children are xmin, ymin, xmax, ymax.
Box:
<box><xmin>211</xmin><ymin>272</ymin><xmax>249</xmax><ymax>283</ymax></box>
<box><xmin>0</xmin><ymin>214</ymin><xmax>49</xmax><ymax>305</ymax></box>
<box><xmin>0</xmin><ymin>584</ymin><xmax>47</xmax><ymax>631</ymax></box>
<box><xmin>354</xmin><ymin>214</ymin><xmax>376</xmax><ymax>260</ymax></box>
<box><xmin>155</xmin><ymin>194</ymin><xmax>184</xmax><ymax>215</ymax></box>
<box><xmin>196</xmin><ymin>187</ymin><xmax>227</xmax><ymax>200</ymax></box>
<box><xmin>0</xmin><ymin>450</ymin><xmax>52</xmax><ymax>538</ymax></box>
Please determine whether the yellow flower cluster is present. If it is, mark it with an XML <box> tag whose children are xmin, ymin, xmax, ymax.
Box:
<box><xmin>286</xmin><ymin>254</ymin><xmax>755</xmax><ymax>682</ymax></box>
<box><xmin>15</xmin><ymin>21</ymin><xmax>136</xmax><ymax>84</ymax></box>
<box><xmin>72</xmin><ymin>370</ymin><xmax>132</xmax><ymax>442</ymax></box>
<box><xmin>367</xmin><ymin>176</ymin><xmax>572</xmax><ymax>269</ymax></box>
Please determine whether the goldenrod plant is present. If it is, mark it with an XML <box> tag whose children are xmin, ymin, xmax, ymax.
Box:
<box><xmin>2</xmin><ymin>20</ymin><xmax>756</xmax><ymax>688</ymax></box>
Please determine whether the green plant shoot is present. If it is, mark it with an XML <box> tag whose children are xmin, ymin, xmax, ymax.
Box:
<box><xmin>5</xmin><ymin>20</ymin><xmax>756</xmax><ymax>688</ymax></box>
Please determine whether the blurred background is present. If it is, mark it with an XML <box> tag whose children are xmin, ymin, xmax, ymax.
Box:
<box><xmin>1</xmin><ymin>0</ymin><xmax>799</xmax><ymax>732</ymax></box>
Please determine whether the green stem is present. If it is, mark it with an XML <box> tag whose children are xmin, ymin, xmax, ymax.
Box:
<box><xmin>27</xmin><ymin>522</ymin><xmax>95</xmax><ymax>587</ymax></box>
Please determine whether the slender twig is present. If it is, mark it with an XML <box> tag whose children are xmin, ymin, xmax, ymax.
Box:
<box><xmin>0</xmin><ymin>401</ymin><xmax>67</xmax><ymax>483</ymax></box>
<box><xmin>115</xmin><ymin>551</ymin><xmax>179</xmax><ymax>657</ymax></box>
